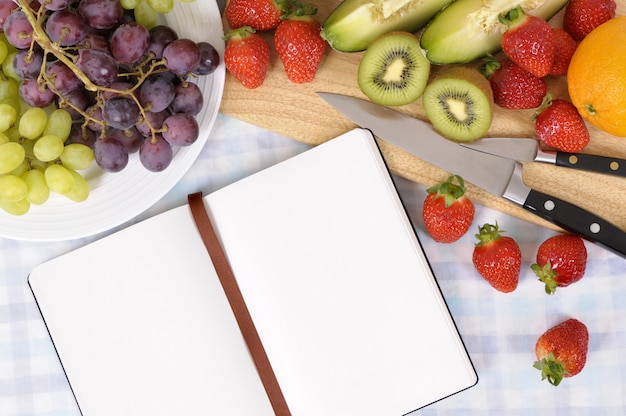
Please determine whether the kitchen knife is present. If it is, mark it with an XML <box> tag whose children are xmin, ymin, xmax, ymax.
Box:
<box><xmin>317</xmin><ymin>92</ymin><xmax>626</xmax><ymax>258</ymax></box>
<box><xmin>461</xmin><ymin>137</ymin><xmax>626</xmax><ymax>178</ymax></box>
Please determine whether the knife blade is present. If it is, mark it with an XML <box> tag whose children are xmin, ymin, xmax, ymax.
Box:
<box><xmin>317</xmin><ymin>92</ymin><xmax>626</xmax><ymax>258</ymax></box>
<box><xmin>461</xmin><ymin>137</ymin><xmax>626</xmax><ymax>178</ymax></box>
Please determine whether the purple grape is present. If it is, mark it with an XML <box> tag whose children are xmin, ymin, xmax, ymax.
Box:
<box><xmin>57</xmin><ymin>89</ymin><xmax>94</xmax><ymax>120</ymax></box>
<box><xmin>67</xmin><ymin>124</ymin><xmax>97</xmax><ymax>149</ymax></box>
<box><xmin>13</xmin><ymin>49</ymin><xmax>43</xmax><ymax>79</ymax></box>
<box><xmin>194</xmin><ymin>42</ymin><xmax>220</xmax><ymax>75</ymax></box>
<box><xmin>135</xmin><ymin>109</ymin><xmax>169</xmax><ymax>137</ymax></box>
<box><xmin>110</xmin><ymin>21</ymin><xmax>150</xmax><ymax>65</ymax></box>
<box><xmin>94</xmin><ymin>136</ymin><xmax>129</xmax><ymax>172</ymax></box>
<box><xmin>0</xmin><ymin>0</ymin><xmax>19</xmax><ymax>29</ymax></box>
<box><xmin>19</xmin><ymin>79</ymin><xmax>56</xmax><ymax>107</ymax></box>
<box><xmin>85</xmin><ymin>104</ymin><xmax>105</xmax><ymax>133</ymax></box>
<box><xmin>101</xmin><ymin>81</ymin><xmax>135</xmax><ymax>101</ymax></box>
<box><xmin>46</xmin><ymin>61</ymin><xmax>82</xmax><ymax>95</ymax></box>
<box><xmin>4</xmin><ymin>10</ymin><xmax>33</xmax><ymax>49</ymax></box>
<box><xmin>45</xmin><ymin>10</ymin><xmax>86</xmax><ymax>46</ymax></box>
<box><xmin>75</xmin><ymin>49</ymin><xmax>118</xmax><ymax>87</ymax></box>
<box><xmin>77</xmin><ymin>33</ymin><xmax>110</xmax><ymax>52</ymax></box>
<box><xmin>139</xmin><ymin>134</ymin><xmax>172</xmax><ymax>172</ymax></box>
<box><xmin>162</xmin><ymin>113</ymin><xmax>199</xmax><ymax>146</ymax></box>
<box><xmin>38</xmin><ymin>0</ymin><xmax>72</xmax><ymax>11</ymax></box>
<box><xmin>147</xmin><ymin>25</ymin><xmax>178</xmax><ymax>59</ymax></box>
<box><xmin>77</xmin><ymin>0</ymin><xmax>123</xmax><ymax>30</ymax></box>
<box><xmin>110</xmin><ymin>126</ymin><xmax>143</xmax><ymax>153</ymax></box>
<box><xmin>162</xmin><ymin>39</ymin><xmax>201</xmax><ymax>75</ymax></box>
<box><xmin>169</xmin><ymin>82</ymin><xmax>203</xmax><ymax>116</ymax></box>
<box><xmin>139</xmin><ymin>75</ymin><xmax>174</xmax><ymax>113</ymax></box>
<box><xmin>102</xmin><ymin>96</ymin><xmax>140</xmax><ymax>130</ymax></box>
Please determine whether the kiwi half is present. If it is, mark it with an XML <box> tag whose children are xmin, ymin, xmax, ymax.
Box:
<box><xmin>422</xmin><ymin>66</ymin><xmax>494</xmax><ymax>142</ymax></box>
<box><xmin>357</xmin><ymin>31</ymin><xmax>430</xmax><ymax>107</ymax></box>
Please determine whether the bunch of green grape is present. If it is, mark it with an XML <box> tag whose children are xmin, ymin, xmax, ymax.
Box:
<box><xmin>0</xmin><ymin>104</ymin><xmax>95</xmax><ymax>215</ymax></box>
<box><xmin>121</xmin><ymin>0</ymin><xmax>195</xmax><ymax>28</ymax></box>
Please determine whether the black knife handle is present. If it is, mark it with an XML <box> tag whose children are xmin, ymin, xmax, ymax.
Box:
<box><xmin>556</xmin><ymin>152</ymin><xmax>626</xmax><ymax>178</ymax></box>
<box><xmin>524</xmin><ymin>189</ymin><xmax>626</xmax><ymax>258</ymax></box>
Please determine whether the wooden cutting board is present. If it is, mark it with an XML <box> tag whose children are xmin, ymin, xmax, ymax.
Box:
<box><xmin>219</xmin><ymin>1</ymin><xmax>626</xmax><ymax>233</ymax></box>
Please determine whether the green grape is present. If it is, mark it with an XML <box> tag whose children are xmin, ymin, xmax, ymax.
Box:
<box><xmin>59</xmin><ymin>143</ymin><xmax>94</xmax><ymax>170</ymax></box>
<box><xmin>0</xmin><ymin>131</ymin><xmax>8</xmax><ymax>145</ymax></box>
<box><xmin>0</xmin><ymin>142</ymin><xmax>26</xmax><ymax>174</ymax></box>
<box><xmin>65</xmin><ymin>169</ymin><xmax>89</xmax><ymax>202</ymax></box>
<box><xmin>5</xmin><ymin>125</ymin><xmax>20</xmax><ymax>142</ymax></box>
<box><xmin>120</xmin><ymin>0</ymin><xmax>142</xmax><ymax>9</ymax></box>
<box><xmin>0</xmin><ymin>33</ymin><xmax>17</xmax><ymax>56</ymax></box>
<box><xmin>0</xmin><ymin>174</ymin><xmax>28</xmax><ymax>201</ymax></box>
<box><xmin>0</xmin><ymin>197</ymin><xmax>30</xmax><ymax>216</ymax></box>
<box><xmin>2</xmin><ymin>51</ymin><xmax>20</xmax><ymax>82</ymax></box>
<box><xmin>0</xmin><ymin>102</ymin><xmax>17</xmax><ymax>132</ymax></box>
<box><xmin>34</xmin><ymin>134</ymin><xmax>64</xmax><ymax>162</ymax></box>
<box><xmin>44</xmin><ymin>163</ymin><xmax>74</xmax><ymax>195</ymax></box>
<box><xmin>147</xmin><ymin>0</ymin><xmax>174</xmax><ymax>13</ymax></box>
<box><xmin>20</xmin><ymin>137</ymin><xmax>34</xmax><ymax>158</ymax></box>
<box><xmin>43</xmin><ymin>109</ymin><xmax>72</xmax><ymax>142</ymax></box>
<box><xmin>0</xmin><ymin>75</ymin><xmax>19</xmax><ymax>101</ymax></box>
<box><xmin>22</xmin><ymin>169</ymin><xmax>50</xmax><ymax>205</ymax></box>
<box><xmin>19</xmin><ymin>107</ymin><xmax>48</xmax><ymax>140</ymax></box>
<box><xmin>0</xmin><ymin>39</ymin><xmax>8</xmax><ymax>64</ymax></box>
<box><xmin>134</xmin><ymin>0</ymin><xmax>159</xmax><ymax>29</ymax></box>
<box><xmin>0</xmin><ymin>97</ymin><xmax>21</xmax><ymax>116</ymax></box>
<box><xmin>10</xmin><ymin>159</ymin><xmax>28</xmax><ymax>176</ymax></box>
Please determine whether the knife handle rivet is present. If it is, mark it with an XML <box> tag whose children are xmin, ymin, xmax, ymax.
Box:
<box><xmin>590</xmin><ymin>223</ymin><xmax>601</xmax><ymax>234</ymax></box>
<box><xmin>569</xmin><ymin>155</ymin><xmax>578</xmax><ymax>165</ymax></box>
<box><xmin>544</xmin><ymin>200</ymin><xmax>555</xmax><ymax>211</ymax></box>
<box><xmin>610</xmin><ymin>161</ymin><xmax>619</xmax><ymax>171</ymax></box>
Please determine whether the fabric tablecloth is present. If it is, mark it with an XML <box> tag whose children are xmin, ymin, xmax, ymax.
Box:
<box><xmin>1</xmin><ymin>114</ymin><xmax>625</xmax><ymax>415</ymax></box>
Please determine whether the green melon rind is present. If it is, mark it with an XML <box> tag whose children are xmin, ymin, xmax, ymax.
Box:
<box><xmin>321</xmin><ymin>0</ymin><xmax>454</xmax><ymax>53</ymax></box>
<box><xmin>419</xmin><ymin>0</ymin><xmax>569</xmax><ymax>64</ymax></box>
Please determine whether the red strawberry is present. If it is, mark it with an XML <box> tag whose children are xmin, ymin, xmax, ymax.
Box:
<box><xmin>481</xmin><ymin>57</ymin><xmax>546</xmax><ymax>109</ymax></box>
<box><xmin>531</xmin><ymin>234</ymin><xmax>587</xmax><ymax>294</ymax></box>
<box><xmin>534</xmin><ymin>318</ymin><xmax>589</xmax><ymax>386</ymax></box>
<box><xmin>563</xmin><ymin>0</ymin><xmax>617</xmax><ymax>41</ymax></box>
<box><xmin>549</xmin><ymin>28</ymin><xmax>577</xmax><ymax>76</ymax></box>
<box><xmin>274</xmin><ymin>9</ymin><xmax>326</xmax><ymax>83</ymax></box>
<box><xmin>499</xmin><ymin>6</ymin><xmax>555</xmax><ymax>78</ymax></box>
<box><xmin>534</xmin><ymin>95</ymin><xmax>590</xmax><ymax>152</ymax></box>
<box><xmin>472</xmin><ymin>223</ymin><xmax>521</xmax><ymax>293</ymax></box>
<box><xmin>225</xmin><ymin>0</ymin><xmax>288</xmax><ymax>31</ymax></box>
<box><xmin>224</xmin><ymin>27</ymin><xmax>270</xmax><ymax>89</ymax></box>
<box><xmin>422</xmin><ymin>175</ymin><xmax>475</xmax><ymax>243</ymax></box>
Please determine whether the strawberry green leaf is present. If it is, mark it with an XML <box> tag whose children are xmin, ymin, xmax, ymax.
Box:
<box><xmin>533</xmin><ymin>351</ymin><xmax>569</xmax><ymax>386</ymax></box>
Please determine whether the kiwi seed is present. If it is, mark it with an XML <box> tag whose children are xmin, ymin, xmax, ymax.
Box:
<box><xmin>422</xmin><ymin>66</ymin><xmax>494</xmax><ymax>142</ymax></box>
<box><xmin>357</xmin><ymin>31</ymin><xmax>430</xmax><ymax>107</ymax></box>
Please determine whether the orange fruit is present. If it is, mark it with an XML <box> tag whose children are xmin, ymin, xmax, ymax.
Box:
<box><xmin>567</xmin><ymin>15</ymin><xmax>626</xmax><ymax>137</ymax></box>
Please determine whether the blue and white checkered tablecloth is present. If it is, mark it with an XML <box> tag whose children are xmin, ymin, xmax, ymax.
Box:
<box><xmin>1</xmin><ymin>114</ymin><xmax>625</xmax><ymax>416</ymax></box>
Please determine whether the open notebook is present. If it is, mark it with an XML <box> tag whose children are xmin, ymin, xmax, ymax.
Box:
<box><xmin>29</xmin><ymin>128</ymin><xmax>477</xmax><ymax>416</ymax></box>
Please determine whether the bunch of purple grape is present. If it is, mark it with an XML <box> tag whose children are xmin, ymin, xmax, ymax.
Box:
<box><xmin>1</xmin><ymin>0</ymin><xmax>220</xmax><ymax>172</ymax></box>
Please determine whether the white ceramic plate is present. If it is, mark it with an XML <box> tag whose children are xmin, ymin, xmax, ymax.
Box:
<box><xmin>0</xmin><ymin>0</ymin><xmax>225</xmax><ymax>241</ymax></box>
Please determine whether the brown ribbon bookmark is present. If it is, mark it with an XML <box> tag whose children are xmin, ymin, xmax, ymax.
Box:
<box><xmin>187</xmin><ymin>192</ymin><xmax>292</xmax><ymax>416</ymax></box>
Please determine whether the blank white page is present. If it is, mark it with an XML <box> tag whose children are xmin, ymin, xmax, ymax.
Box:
<box><xmin>28</xmin><ymin>203</ymin><xmax>275</xmax><ymax>416</ymax></box>
<box><xmin>206</xmin><ymin>129</ymin><xmax>477</xmax><ymax>415</ymax></box>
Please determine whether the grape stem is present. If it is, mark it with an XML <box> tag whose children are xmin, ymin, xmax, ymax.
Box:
<box><xmin>18</xmin><ymin>0</ymin><xmax>99</xmax><ymax>91</ymax></box>
<box><xmin>18</xmin><ymin>0</ymin><xmax>170</xmax><ymax>142</ymax></box>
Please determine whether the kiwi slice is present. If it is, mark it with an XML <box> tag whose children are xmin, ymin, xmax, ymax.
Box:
<box><xmin>357</xmin><ymin>31</ymin><xmax>430</xmax><ymax>107</ymax></box>
<box><xmin>422</xmin><ymin>66</ymin><xmax>494</xmax><ymax>142</ymax></box>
